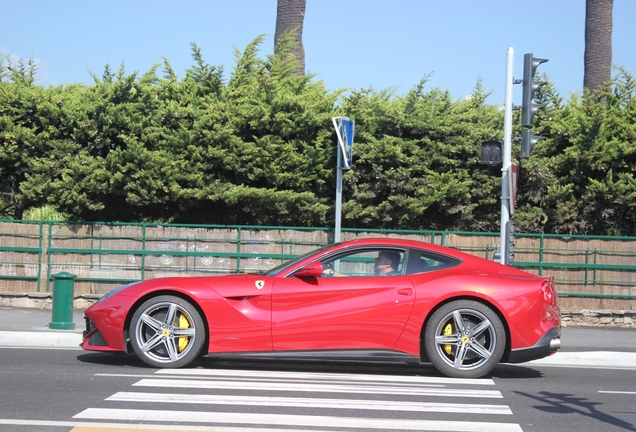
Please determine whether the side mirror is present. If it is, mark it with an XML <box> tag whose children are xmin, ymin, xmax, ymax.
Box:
<box><xmin>294</xmin><ymin>261</ymin><xmax>323</xmax><ymax>278</ymax></box>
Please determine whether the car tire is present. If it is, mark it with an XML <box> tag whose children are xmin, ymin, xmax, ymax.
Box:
<box><xmin>130</xmin><ymin>295</ymin><xmax>205</xmax><ymax>368</ymax></box>
<box><xmin>424</xmin><ymin>300</ymin><xmax>505</xmax><ymax>378</ymax></box>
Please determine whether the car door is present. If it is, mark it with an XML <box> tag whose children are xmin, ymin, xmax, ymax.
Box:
<box><xmin>271</xmin><ymin>248</ymin><xmax>415</xmax><ymax>351</ymax></box>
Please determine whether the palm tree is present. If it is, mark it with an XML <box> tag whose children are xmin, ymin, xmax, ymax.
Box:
<box><xmin>583</xmin><ymin>0</ymin><xmax>614</xmax><ymax>95</ymax></box>
<box><xmin>275</xmin><ymin>0</ymin><xmax>306</xmax><ymax>75</ymax></box>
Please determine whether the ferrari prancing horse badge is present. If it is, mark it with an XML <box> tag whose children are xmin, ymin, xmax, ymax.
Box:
<box><xmin>255</xmin><ymin>280</ymin><xmax>265</xmax><ymax>290</ymax></box>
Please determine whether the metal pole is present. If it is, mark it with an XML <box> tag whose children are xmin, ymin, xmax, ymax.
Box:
<box><xmin>335</xmin><ymin>148</ymin><xmax>343</xmax><ymax>243</ymax></box>
<box><xmin>500</xmin><ymin>47</ymin><xmax>515</xmax><ymax>264</ymax></box>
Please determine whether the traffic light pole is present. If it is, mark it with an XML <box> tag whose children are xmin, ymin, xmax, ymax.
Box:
<box><xmin>499</xmin><ymin>47</ymin><xmax>515</xmax><ymax>264</ymax></box>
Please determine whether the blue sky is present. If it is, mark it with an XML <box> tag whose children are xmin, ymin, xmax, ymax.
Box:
<box><xmin>2</xmin><ymin>0</ymin><xmax>634</xmax><ymax>105</ymax></box>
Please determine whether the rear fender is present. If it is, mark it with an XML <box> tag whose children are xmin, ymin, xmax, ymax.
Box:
<box><xmin>417</xmin><ymin>295</ymin><xmax>512</xmax><ymax>363</ymax></box>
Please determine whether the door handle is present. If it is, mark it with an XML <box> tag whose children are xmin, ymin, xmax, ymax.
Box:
<box><xmin>397</xmin><ymin>288</ymin><xmax>413</xmax><ymax>296</ymax></box>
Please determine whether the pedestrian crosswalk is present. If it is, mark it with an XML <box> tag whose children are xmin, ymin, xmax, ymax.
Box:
<box><xmin>105</xmin><ymin>392</ymin><xmax>512</xmax><ymax>415</ymax></box>
<box><xmin>72</xmin><ymin>367</ymin><xmax>523</xmax><ymax>432</ymax></box>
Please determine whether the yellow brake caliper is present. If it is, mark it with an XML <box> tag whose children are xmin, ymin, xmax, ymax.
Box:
<box><xmin>178</xmin><ymin>313</ymin><xmax>190</xmax><ymax>352</ymax></box>
<box><xmin>443</xmin><ymin>323</ymin><xmax>453</xmax><ymax>355</ymax></box>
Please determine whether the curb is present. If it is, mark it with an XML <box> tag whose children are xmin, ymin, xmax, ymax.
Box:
<box><xmin>528</xmin><ymin>351</ymin><xmax>636</xmax><ymax>369</ymax></box>
<box><xmin>0</xmin><ymin>330</ymin><xmax>82</xmax><ymax>348</ymax></box>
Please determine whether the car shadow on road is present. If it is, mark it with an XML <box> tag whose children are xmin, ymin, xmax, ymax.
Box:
<box><xmin>198</xmin><ymin>357</ymin><xmax>459</xmax><ymax>378</ymax></box>
<box><xmin>76</xmin><ymin>353</ymin><xmax>548</xmax><ymax>381</ymax></box>
<box><xmin>77</xmin><ymin>352</ymin><xmax>146</xmax><ymax>367</ymax></box>
<box><xmin>76</xmin><ymin>352</ymin><xmax>465</xmax><ymax>379</ymax></box>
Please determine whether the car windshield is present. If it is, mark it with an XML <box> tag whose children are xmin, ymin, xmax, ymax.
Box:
<box><xmin>261</xmin><ymin>244</ymin><xmax>334</xmax><ymax>276</ymax></box>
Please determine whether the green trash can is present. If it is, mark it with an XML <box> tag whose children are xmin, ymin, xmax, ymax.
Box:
<box><xmin>49</xmin><ymin>272</ymin><xmax>77</xmax><ymax>330</ymax></box>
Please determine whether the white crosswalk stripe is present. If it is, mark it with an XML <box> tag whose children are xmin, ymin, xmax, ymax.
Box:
<box><xmin>133</xmin><ymin>377</ymin><xmax>503</xmax><ymax>398</ymax></box>
<box><xmin>75</xmin><ymin>408</ymin><xmax>522</xmax><ymax>432</ymax></box>
<box><xmin>155</xmin><ymin>368</ymin><xmax>498</xmax><ymax>386</ymax></box>
<box><xmin>107</xmin><ymin>392</ymin><xmax>513</xmax><ymax>415</ymax></box>
<box><xmin>73</xmin><ymin>368</ymin><xmax>523</xmax><ymax>432</ymax></box>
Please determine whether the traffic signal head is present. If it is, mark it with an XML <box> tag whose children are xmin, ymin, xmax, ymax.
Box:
<box><xmin>504</xmin><ymin>220</ymin><xmax>515</xmax><ymax>265</ymax></box>
<box><xmin>481</xmin><ymin>141</ymin><xmax>502</xmax><ymax>165</ymax></box>
<box><xmin>521</xmin><ymin>53</ymin><xmax>548</xmax><ymax>127</ymax></box>
<box><xmin>520</xmin><ymin>129</ymin><xmax>546</xmax><ymax>159</ymax></box>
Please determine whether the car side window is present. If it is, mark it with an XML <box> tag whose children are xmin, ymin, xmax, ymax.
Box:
<box><xmin>404</xmin><ymin>249</ymin><xmax>461</xmax><ymax>275</ymax></box>
<box><xmin>321</xmin><ymin>248</ymin><xmax>405</xmax><ymax>277</ymax></box>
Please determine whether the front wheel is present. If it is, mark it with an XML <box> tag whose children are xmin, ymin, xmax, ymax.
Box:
<box><xmin>130</xmin><ymin>295</ymin><xmax>205</xmax><ymax>368</ymax></box>
<box><xmin>424</xmin><ymin>300</ymin><xmax>505</xmax><ymax>378</ymax></box>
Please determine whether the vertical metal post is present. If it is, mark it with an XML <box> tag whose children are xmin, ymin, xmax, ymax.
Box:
<box><xmin>334</xmin><ymin>147</ymin><xmax>343</xmax><ymax>243</ymax></box>
<box><xmin>45</xmin><ymin>222</ymin><xmax>53</xmax><ymax>292</ymax></box>
<box><xmin>37</xmin><ymin>222</ymin><xmax>44</xmax><ymax>293</ymax></box>
<box><xmin>539</xmin><ymin>233</ymin><xmax>545</xmax><ymax>276</ymax></box>
<box><xmin>500</xmin><ymin>47</ymin><xmax>515</xmax><ymax>264</ymax></box>
<box><xmin>236</xmin><ymin>227</ymin><xmax>242</xmax><ymax>273</ymax></box>
<box><xmin>141</xmin><ymin>224</ymin><xmax>147</xmax><ymax>280</ymax></box>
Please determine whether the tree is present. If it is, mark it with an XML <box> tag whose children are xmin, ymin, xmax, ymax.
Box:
<box><xmin>275</xmin><ymin>0</ymin><xmax>306</xmax><ymax>75</ymax></box>
<box><xmin>340</xmin><ymin>79</ymin><xmax>503</xmax><ymax>232</ymax></box>
<box><xmin>531</xmin><ymin>69</ymin><xmax>636</xmax><ymax>235</ymax></box>
<box><xmin>2</xmin><ymin>41</ymin><xmax>635</xmax><ymax>235</ymax></box>
<box><xmin>584</xmin><ymin>0</ymin><xmax>614</xmax><ymax>96</ymax></box>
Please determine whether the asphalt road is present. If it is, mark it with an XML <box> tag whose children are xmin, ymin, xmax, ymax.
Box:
<box><xmin>0</xmin><ymin>343</ymin><xmax>635</xmax><ymax>432</ymax></box>
<box><xmin>0</xmin><ymin>306</ymin><xmax>635</xmax><ymax>431</ymax></box>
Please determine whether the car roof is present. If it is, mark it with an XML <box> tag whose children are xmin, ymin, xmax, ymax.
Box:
<box><xmin>338</xmin><ymin>237</ymin><xmax>464</xmax><ymax>257</ymax></box>
<box><xmin>337</xmin><ymin>237</ymin><xmax>528</xmax><ymax>276</ymax></box>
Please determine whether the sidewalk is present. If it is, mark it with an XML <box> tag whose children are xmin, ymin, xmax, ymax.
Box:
<box><xmin>0</xmin><ymin>306</ymin><xmax>84</xmax><ymax>348</ymax></box>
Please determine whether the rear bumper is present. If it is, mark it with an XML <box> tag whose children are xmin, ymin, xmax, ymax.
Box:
<box><xmin>508</xmin><ymin>326</ymin><xmax>561</xmax><ymax>364</ymax></box>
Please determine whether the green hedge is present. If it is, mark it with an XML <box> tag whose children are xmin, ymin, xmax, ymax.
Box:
<box><xmin>1</xmin><ymin>39</ymin><xmax>635</xmax><ymax>235</ymax></box>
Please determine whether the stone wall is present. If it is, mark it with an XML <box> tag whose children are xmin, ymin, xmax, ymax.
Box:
<box><xmin>0</xmin><ymin>292</ymin><xmax>99</xmax><ymax>311</ymax></box>
<box><xmin>561</xmin><ymin>309</ymin><xmax>636</xmax><ymax>328</ymax></box>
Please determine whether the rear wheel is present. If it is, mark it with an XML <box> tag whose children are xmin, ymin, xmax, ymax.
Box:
<box><xmin>130</xmin><ymin>295</ymin><xmax>205</xmax><ymax>368</ymax></box>
<box><xmin>424</xmin><ymin>300</ymin><xmax>505</xmax><ymax>378</ymax></box>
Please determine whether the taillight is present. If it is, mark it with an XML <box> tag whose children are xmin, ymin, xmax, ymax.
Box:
<box><xmin>542</xmin><ymin>279</ymin><xmax>557</xmax><ymax>305</ymax></box>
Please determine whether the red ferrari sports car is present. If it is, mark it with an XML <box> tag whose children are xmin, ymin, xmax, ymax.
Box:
<box><xmin>82</xmin><ymin>238</ymin><xmax>561</xmax><ymax>378</ymax></box>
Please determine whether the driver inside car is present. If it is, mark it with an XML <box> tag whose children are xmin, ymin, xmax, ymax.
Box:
<box><xmin>374</xmin><ymin>250</ymin><xmax>400</xmax><ymax>276</ymax></box>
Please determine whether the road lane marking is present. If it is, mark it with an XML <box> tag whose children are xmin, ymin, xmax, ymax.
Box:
<box><xmin>133</xmin><ymin>378</ymin><xmax>503</xmax><ymax>398</ymax></box>
<box><xmin>70</xmin><ymin>427</ymin><xmax>211</xmax><ymax>432</ymax></box>
<box><xmin>0</xmin><ymin>418</ymin><xmax>304</xmax><ymax>431</ymax></box>
<box><xmin>155</xmin><ymin>368</ymin><xmax>496</xmax><ymax>386</ymax></box>
<box><xmin>82</xmin><ymin>367</ymin><xmax>512</xmax><ymax>431</ymax></box>
<box><xmin>108</xmin><ymin>391</ymin><xmax>513</xmax><ymax>415</ymax></box>
<box><xmin>1</xmin><ymin>418</ymin><xmax>341</xmax><ymax>431</ymax></box>
<box><xmin>73</xmin><ymin>408</ymin><xmax>523</xmax><ymax>432</ymax></box>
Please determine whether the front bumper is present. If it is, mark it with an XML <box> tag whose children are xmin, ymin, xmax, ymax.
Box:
<box><xmin>82</xmin><ymin>315</ymin><xmax>124</xmax><ymax>352</ymax></box>
<box><xmin>508</xmin><ymin>326</ymin><xmax>561</xmax><ymax>364</ymax></box>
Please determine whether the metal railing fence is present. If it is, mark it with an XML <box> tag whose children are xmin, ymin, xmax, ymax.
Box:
<box><xmin>1</xmin><ymin>220</ymin><xmax>635</xmax><ymax>309</ymax></box>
